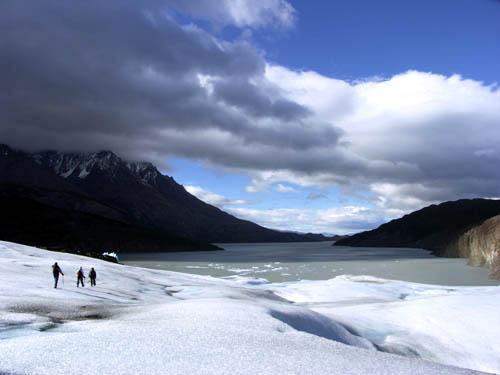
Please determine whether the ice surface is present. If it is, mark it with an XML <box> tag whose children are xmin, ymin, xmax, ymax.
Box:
<box><xmin>268</xmin><ymin>275</ymin><xmax>500</xmax><ymax>374</ymax></box>
<box><xmin>0</xmin><ymin>241</ymin><xmax>492</xmax><ymax>374</ymax></box>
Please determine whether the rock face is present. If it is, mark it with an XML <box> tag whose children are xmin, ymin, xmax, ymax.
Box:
<box><xmin>447</xmin><ymin>215</ymin><xmax>500</xmax><ymax>278</ymax></box>
<box><xmin>0</xmin><ymin>144</ymin><xmax>330</xmax><ymax>253</ymax></box>
<box><xmin>335</xmin><ymin>199</ymin><xmax>500</xmax><ymax>278</ymax></box>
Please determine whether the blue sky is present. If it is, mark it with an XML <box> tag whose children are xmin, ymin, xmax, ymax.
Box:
<box><xmin>4</xmin><ymin>0</ymin><xmax>500</xmax><ymax>234</ymax></box>
<box><xmin>169</xmin><ymin>156</ymin><xmax>373</xmax><ymax>225</ymax></box>
<box><xmin>261</xmin><ymin>0</ymin><xmax>500</xmax><ymax>82</ymax></box>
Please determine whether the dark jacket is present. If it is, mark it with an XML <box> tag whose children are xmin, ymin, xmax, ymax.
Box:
<box><xmin>52</xmin><ymin>264</ymin><xmax>64</xmax><ymax>276</ymax></box>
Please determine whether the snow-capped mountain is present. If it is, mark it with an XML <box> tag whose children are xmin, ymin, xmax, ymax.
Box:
<box><xmin>32</xmin><ymin>150</ymin><xmax>162</xmax><ymax>186</ymax></box>
<box><xmin>0</xmin><ymin>144</ymin><xmax>331</xmax><ymax>253</ymax></box>
<box><xmin>126</xmin><ymin>161</ymin><xmax>161</xmax><ymax>185</ymax></box>
<box><xmin>33</xmin><ymin>150</ymin><xmax>122</xmax><ymax>179</ymax></box>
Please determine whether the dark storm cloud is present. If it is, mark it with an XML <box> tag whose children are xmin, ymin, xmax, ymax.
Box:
<box><xmin>212</xmin><ymin>78</ymin><xmax>310</xmax><ymax>121</ymax></box>
<box><xmin>0</xmin><ymin>0</ymin><xmax>339</xmax><ymax>164</ymax></box>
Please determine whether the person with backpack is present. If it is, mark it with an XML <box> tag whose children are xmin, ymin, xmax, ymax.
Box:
<box><xmin>52</xmin><ymin>262</ymin><xmax>64</xmax><ymax>288</ymax></box>
<box><xmin>89</xmin><ymin>267</ymin><xmax>97</xmax><ymax>287</ymax></box>
<box><xmin>76</xmin><ymin>267</ymin><xmax>86</xmax><ymax>287</ymax></box>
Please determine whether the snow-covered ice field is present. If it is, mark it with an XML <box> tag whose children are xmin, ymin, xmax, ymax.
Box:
<box><xmin>0</xmin><ymin>241</ymin><xmax>498</xmax><ymax>375</ymax></box>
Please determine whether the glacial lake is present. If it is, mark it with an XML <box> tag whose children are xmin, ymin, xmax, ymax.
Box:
<box><xmin>120</xmin><ymin>242</ymin><xmax>500</xmax><ymax>286</ymax></box>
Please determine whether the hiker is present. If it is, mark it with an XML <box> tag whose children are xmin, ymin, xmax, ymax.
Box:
<box><xmin>89</xmin><ymin>267</ymin><xmax>97</xmax><ymax>287</ymax></box>
<box><xmin>76</xmin><ymin>267</ymin><xmax>86</xmax><ymax>287</ymax></box>
<box><xmin>52</xmin><ymin>262</ymin><xmax>64</xmax><ymax>288</ymax></box>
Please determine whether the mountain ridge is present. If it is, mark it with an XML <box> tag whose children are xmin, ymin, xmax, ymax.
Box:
<box><xmin>0</xmin><ymin>144</ymin><xmax>332</xmax><ymax>253</ymax></box>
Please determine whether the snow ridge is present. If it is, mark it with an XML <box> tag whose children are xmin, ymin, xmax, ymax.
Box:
<box><xmin>33</xmin><ymin>151</ymin><xmax>122</xmax><ymax>179</ymax></box>
<box><xmin>126</xmin><ymin>161</ymin><xmax>161</xmax><ymax>185</ymax></box>
<box><xmin>31</xmin><ymin>150</ymin><xmax>162</xmax><ymax>185</ymax></box>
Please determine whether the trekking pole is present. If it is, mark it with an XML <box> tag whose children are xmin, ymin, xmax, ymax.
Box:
<box><xmin>62</xmin><ymin>274</ymin><xmax>65</xmax><ymax>287</ymax></box>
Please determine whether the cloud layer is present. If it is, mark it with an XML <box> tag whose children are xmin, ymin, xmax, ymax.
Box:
<box><xmin>185</xmin><ymin>185</ymin><xmax>247</xmax><ymax>207</ymax></box>
<box><xmin>228</xmin><ymin>206</ymin><xmax>386</xmax><ymax>235</ymax></box>
<box><xmin>262</xmin><ymin>67</ymin><xmax>500</xmax><ymax>213</ymax></box>
<box><xmin>167</xmin><ymin>0</ymin><xmax>295</xmax><ymax>29</ymax></box>
<box><xmin>2</xmin><ymin>0</ymin><xmax>500</xmax><ymax>231</ymax></box>
<box><xmin>1</xmin><ymin>0</ymin><xmax>336</xmax><ymax>167</ymax></box>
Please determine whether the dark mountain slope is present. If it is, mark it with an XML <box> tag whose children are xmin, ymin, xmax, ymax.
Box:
<box><xmin>0</xmin><ymin>188</ymin><xmax>209</xmax><ymax>253</ymax></box>
<box><xmin>335</xmin><ymin>199</ymin><xmax>500</xmax><ymax>256</ymax></box>
<box><xmin>33</xmin><ymin>149</ymin><xmax>324</xmax><ymax>243</ymax></box>
<box><xmin>0</xmin><ymin>144</ymin><xmax>329</xmax><ymax>253</ymax></box>
<box><xmin>0</xmin><ymin>146</ymin><xmax>218</xmax><ymax>252</ymax></box>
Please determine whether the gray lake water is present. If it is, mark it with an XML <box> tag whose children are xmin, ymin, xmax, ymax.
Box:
<box><xmin>120</xmin><ymin>242</ymin><xmax>500</xmax><ymax>286</ymax></box>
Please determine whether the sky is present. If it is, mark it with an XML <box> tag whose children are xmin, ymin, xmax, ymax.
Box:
<box><xmin>1</xmin><ymin>0</ymin><xmax>500</xmax><ymax>234</ymax></box>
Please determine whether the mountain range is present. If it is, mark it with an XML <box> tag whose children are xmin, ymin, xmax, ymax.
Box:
<box><xmin>0</xmin><ymin>144</ymin><xmax>332</xmax><ymax>253</ymax></box>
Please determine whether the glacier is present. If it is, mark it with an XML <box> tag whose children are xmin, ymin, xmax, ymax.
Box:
<box><xmin>0</xmin><ymin>241</ymin><xmax>498</xmax><ymax>375</ymax></box>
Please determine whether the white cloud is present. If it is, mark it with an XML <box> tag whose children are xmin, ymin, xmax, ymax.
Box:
<box><xmin>474</xmin><ymin>149</ymin><xmax>497</xmax><ymax>158</ymax></box>
<box><xmin>228</xmin><ymin>206</ymin><xmax>387</xmax><ymax>235</ymax></box>
<box><xmin>260</xmin><ymin>66</ymin><xmax>500</xmax><ymax>215</ymax></box>
<box><xmin>275</xmin><ymin>183</ymin><xmax>296</xmax><ymax>193</ymax></box>
<box><xmin>185</xmin><ymin>185</ymin><xmax>247</xmax><ymax>207</ymax></box>
<box><xmin>167</xmin><ymin>0</ymin><xmax>296</xmax><ymax>29</ymax></box>
<box><xmin>245</xmin><ymin>170</ymin><xmax>347</xmax><ymax>193</ymax></box>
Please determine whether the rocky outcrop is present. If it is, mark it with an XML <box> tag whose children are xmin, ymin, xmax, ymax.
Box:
<box><xmin>446</xmin><ymin>215</ymin><xmax>500</xmax><ymax>278</ymax></box>
<box><xmin>335</xmin><ymin>199</ymin><xmax>500</xmax><ymax>278</ymax></box>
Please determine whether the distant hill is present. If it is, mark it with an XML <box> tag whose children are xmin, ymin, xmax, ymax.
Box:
<box><xmin>335</xmin><ymin>199</ymin><xmax>500</xmax><ymax>277</ymax></box>
<box><xmin>0</xmin><ymin>144</ymin><xmax>331</xmax><ymax>253</ymax></box>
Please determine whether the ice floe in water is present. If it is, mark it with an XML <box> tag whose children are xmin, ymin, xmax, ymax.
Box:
<box><xmin>0</xmin><ymin>241</ymin><xmax>497</xmax><ymax>374</ymax></box>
